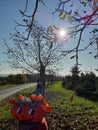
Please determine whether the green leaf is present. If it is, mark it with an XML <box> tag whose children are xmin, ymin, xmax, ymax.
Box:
<box><xmin>58</xmin><ymin>11</ymin><xmax>63</xmax><ymax>17</ymax></box>
<box><xmin>68</xmin><ymin>15</ymin><xmax>72</xmax><ymax>23</ymax></box>
<box><xmin>61</xmin><ymin>13</ymin><xmax>67</xmax><ymax>21</ymax></box>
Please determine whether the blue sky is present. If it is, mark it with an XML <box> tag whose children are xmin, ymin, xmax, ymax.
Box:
<box><xmin>0</xmin><ymin>0</ymin><xmax>98</xmax><ymax>76</ymax></box>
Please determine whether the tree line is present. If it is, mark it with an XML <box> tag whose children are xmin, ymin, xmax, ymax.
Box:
<box><xmin>62</xmin><ymin>65</ymin><xmax>98</xmax><ymax>101</ymax></box>
<box><xmin>0</xmin><ymin>73</ymin><xmax>63</xmax><ymax>85</ymax></box>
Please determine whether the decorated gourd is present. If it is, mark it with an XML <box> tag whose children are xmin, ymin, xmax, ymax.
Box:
<box><xmin>9</xmin><ymin>94</ymin><xmax>51</xmax><ymax>123</ymax></box>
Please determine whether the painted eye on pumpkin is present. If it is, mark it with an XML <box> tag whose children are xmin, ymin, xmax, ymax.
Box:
<box><xmin>17</xmin><ymin>107</ymin><xmax>22</xmax><ymax>114</ymax></box>
<box><xmin>28</xmin><ymin>108</ymin><xmax>35</xmax><ymax>115</ymax></box>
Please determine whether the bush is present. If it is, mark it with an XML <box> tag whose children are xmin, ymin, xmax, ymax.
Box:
<box><xmin>75</xmin><ymin>80</ymin><xmax>96</xmax><ymax>97</ymax></box>
<box><xmin>75</xmin><ymin>85</ymin><xmax>87</xmax><ymax>97</ymax></box>
<box><xmin>6</xmin><ymin>74</ymin><xmax>27</xmax><ymax>84</ymax></box>
<box><xmin>0</xmin><ymin>77</ymin><xmax>6</xmax><ymax>85</ymax></box>
<box><xmin>83</xmin><ymin>81</ymin><xmax>96</xmax><ymax>93</ymax></box>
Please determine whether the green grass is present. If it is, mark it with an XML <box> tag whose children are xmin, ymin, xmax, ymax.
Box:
<box><xmin>46</xmin><ymin>82</ymin><xmax>98</xmax><ymax>130</ymax></box>
<box><xmin>0</xmin><ymin>84</ymin><xmax>18</xmax><ymax>90</ymax></box>
<box><xmin>0</xmin><ymin>82</ymin><xmax>98</xmax><ymax>130</ymax></box>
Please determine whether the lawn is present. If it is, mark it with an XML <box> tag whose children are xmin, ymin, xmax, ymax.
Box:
<box><xmin>0</xmin><ymin>82</ymin><xmax>98</xmax><ymax>130</ymax></box>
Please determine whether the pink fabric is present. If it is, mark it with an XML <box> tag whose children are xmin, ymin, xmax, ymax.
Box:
<box><xmin>31</xmin><ymin>118</ymin><xmax>48</xmax><ymax>130</ymax></box>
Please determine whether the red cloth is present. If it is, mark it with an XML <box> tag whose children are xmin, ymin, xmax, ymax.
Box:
<box><xmin>34</xmin><ymin>118</ymin><xmax>48</xmax><ymax>130</ymax></box>
<box><xmin>19</xmin><ymin>118</ymin><xmax>48</xmax><ymax>130</ymax></box>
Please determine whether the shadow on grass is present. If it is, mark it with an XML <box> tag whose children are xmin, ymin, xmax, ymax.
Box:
<box><xmin>84</xmin><ymin>93</ymin><xmax>98</xmax><ymax>102</ymax></box>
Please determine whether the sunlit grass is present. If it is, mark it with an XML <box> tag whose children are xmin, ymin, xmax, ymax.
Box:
<box><xmin>46</xmin><ymin>82</ymin><xmax>98</xmax><ymax>129</ymax></box>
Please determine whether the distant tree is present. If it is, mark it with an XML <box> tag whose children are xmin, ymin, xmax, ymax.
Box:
<box><xmin>62</xmin><ymin>70</ymin><xmax>97</xmax><ymax>97</ymax></box>
<box><xmin>62</xmin><ymin>65</ymin><xmax>81</xmax><ymax>89</ymax></box>
<box><xmin>84</xmin><ymin>72</ymin><xmax>96</xmax><ymax>92</ymax></box>
<box><xmin>6</xmin><ymin>74</ymin><xmax>27</xmax><ymax>84</ymax></box>
<box><xmin>95</xmin><ymin>68</ymin><xmax>98</xmax><ymax>74</ymax></box>
<box><xmin>80</xmin><ymin>72</ymin><xmax>85</xmax><ymax>82</ymax></box>
<box><xmin>6</xmin><ymin>75</ymin><xmax>16</xmax><ymax>84</ymax></box>
<box><xmin>75</xmin><ymin>72</ymin><xmax>96</xmax><ymax>97</ymax></box>
<box><xmin>0</xmin><ymin>77</ymin><xmax>6</xmax><ymax>85</ymax></box>
<box><xmin>62</xmin><ymin>75</ymin><xmax>71</xmax><ymax>88</ymax></box>
<box><xmin>70</xmin><ymin>65</ymin><xmax>81</xmax><ymax>89</ymax></box>
<box><xmin>26</xmin><ymin>74</ymin><xmax>39</xmax><ymax>82</ymax></box>
<box><xmin>15</xmin><ymin>74</ymin><xmax>27</xmax><ymax>84</ymax></box>
<box><xmin>70</xmin><ymin>65</ymin><xmax>81</xmax><ymax>77</ymax></box>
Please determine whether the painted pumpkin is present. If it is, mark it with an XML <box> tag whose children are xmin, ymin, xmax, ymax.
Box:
<box><xmin>10</xmin><ymin>100</ymin><xmax>19</xmax><ymax>120</ymax></box>
<box><xmin>16</xmin><ymin>103</ymin><xmax>45</xmax><ymax>123</ymax></box>
<box><xmin>9</xmin><ymin>94</ymin><xmax>52</xmax><ymax>123</ymax></box>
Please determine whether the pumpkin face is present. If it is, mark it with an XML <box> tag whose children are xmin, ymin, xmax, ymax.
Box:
<box><xmin>16</xmin><ymin>103</ymin><xmax>45</xmax><ymax>122</ymax></box>
<box><xmin>16</xmin><ymin>105</ymin><xmax>34</xmax><ymax>121</ymax></box>
<box><xmin>10</xmin><ymin>95</ymin><xmax>51</xmax><ymax>123</ymax></box>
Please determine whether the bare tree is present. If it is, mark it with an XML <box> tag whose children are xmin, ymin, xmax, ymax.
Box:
<box><xmin>21</xmin><ymin>0</ymin><xmax>98</xmax><ymax>64</ymax></box>
<box><xmin>3</xmin><ymin>0</ymin><xmax>98</xmax><ymax>95</ymax></box>
<box><xmin>4</xmin><ymin>21</ymin><xmax>64</xmax><ymax>96</ymax></box>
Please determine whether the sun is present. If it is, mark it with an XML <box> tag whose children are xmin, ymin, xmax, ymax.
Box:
<box><xmin>59</xmin><ymin>29</ymin><xmax>67</xmax><ymax>37</ymax></box>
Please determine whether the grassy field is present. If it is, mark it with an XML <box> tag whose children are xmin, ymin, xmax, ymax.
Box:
<box><xmin>0</xmin><ymin>82</ymin><xmax>98</xmax><ymax>130</ymax></box>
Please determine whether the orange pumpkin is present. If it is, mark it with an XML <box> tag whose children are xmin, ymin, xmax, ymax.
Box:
<box><xmin>29</xmin><ymin>94</ymin><xmax>37</xmax><ymax>100</ymax></box>
<box><xmin>9</xmin><ymin>98</ymin><xmax>18</xmax><ymax>120</ymax></box>
<box><xmin>10</xmin><ymin>94</ymin><xmax>51</xmax><ymax>123</ymax></box>
<box><xmin>16</xmin><ymin>103</ymin><xmax>45</xmax><ymax>123</ymax></box>
<box><xmin>18</xmin><ymin>95</ymin><xmax>24</xmax><ymax>100</ymax></box>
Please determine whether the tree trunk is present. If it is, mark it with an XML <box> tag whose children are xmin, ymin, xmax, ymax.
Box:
<box><xmin>39</xmin><ymin>65</ymin><xmax>46</xmax><ymax>97</ymax></box>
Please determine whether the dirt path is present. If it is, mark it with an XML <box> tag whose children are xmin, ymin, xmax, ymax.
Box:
<box><xmin>0</xmin><ymin>83</ymin><xmax>36</xmax><ymax>101</ymax></box>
